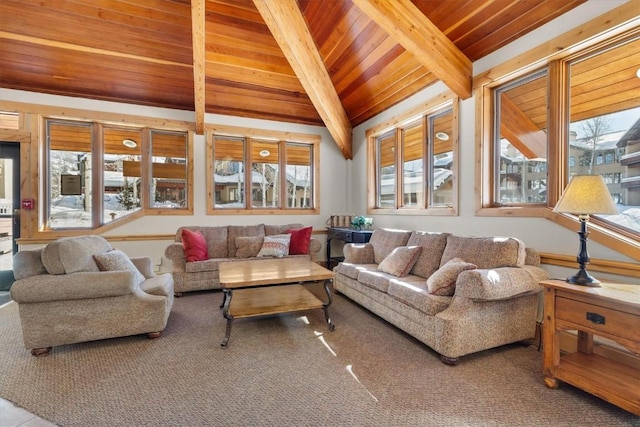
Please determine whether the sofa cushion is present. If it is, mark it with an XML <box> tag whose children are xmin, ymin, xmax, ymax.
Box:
<box><xmin>357</xmin><ymin>269</ymin><xmax>393</xmax><ymax>293</ymax></box>
<box><xmin>343</xmin><ymin>243</ymin><xmax>374</xmax><ymax>264</ymax></box>
<box><xmin>387</xmin><ymin>277</ymin><xmax>452</xmax><ymax>316</ymax></box>
<box><xmin>257</xmin><ymin>234</ymin><xmax>291</xmax><ymax>258</ymax></box>
<box><xmin>94</xmin><ymin>249</ymin><xmax>146</xmax><ymax>286</ymax></box>
<box><xmin>427</xmin><ymin>257</ymin><xmax>477</xmax><ymax>296</ymax></box>
<box><xmin>265</xmin><ymin>223</ymin><xmax>304</xmax><ymax>236</ymax></box>
<box><xmin>40</xmin><ymin>240</ymin><xmax>65</xmax><ymax>275</ymax></box>
<box><xmin>199</xmin><ymin>226</ymin><xmax>229</xmax><ymax>258</ymax></box>
<box><xmin>287</xmin><ymin>226</ymin><xmax>312</xmax><ymax>255</ymax></box>
<box><xmin>440</xmin><ymin>235</ymin><xmax>526</xmax><ymax>269</ymax></box>
<box><xmin>377</xmin><ymin>246</ymin><xmax>422</xmax><ymax>277</ymax></box>
<box><xmin>227</xmin><ymin>224</ymin><xmax>265</xmax><ymax>257</ymax></box>
<box><xmin>334</xmin><ymin>262</ymin><xmax>378</xmax><ymax>280</ymax></box>
<box><xmin>41</xmin><ymin>235</ymin><xmax>113</xmax><ymax>275</ymax></box>
<box><xmin>181</xmin><ymin>228</ymin><xmax>209</xmax><ymax>262</ymax></box>
<box><xmin>369</xmin><ymin>228</ymin><xmax>412</xmax><ymax>264</ymax></box>
<box><xmin>185</xmin><ymin>258</ymin><xmax>222</xmax><ymax>273</ymax></box>
<box><xmin>406</xmin><ymin>231</ymin><xmax>450</xmax><ymax>278</ymax></box>
<box><xmin>235</xmin><ymin>235</ymin><xmax>264</xmax><ymax>258</ymax></box>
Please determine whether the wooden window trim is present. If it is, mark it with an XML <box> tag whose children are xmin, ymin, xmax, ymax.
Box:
<box><xmin>205</xmin><ymin>123</ymin><xmax>320</xmax><ymax>215</ymax></box>
<box><xmin>475</xmin><ymin>6</ymin><xmax>640</xmax><ymax>262</ymax></box>
<box><xmin>0</xmin><ymin>101</ymin><xmax>194</xmax><ymax>239</ymax></box>
<box><xmin>366</xmin><ymin>90</ymin><xmax>458</xmax><ymax>215</ymax></box>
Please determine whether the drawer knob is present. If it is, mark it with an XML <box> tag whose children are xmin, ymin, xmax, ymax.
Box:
<box><xmin>586</xmin><ymin>312</ymin><xmax>605</xmax><ymax>325</ymax></box>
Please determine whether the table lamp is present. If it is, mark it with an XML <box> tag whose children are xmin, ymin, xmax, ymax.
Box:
<box><xmin>553</xmin><ymin>174</ymin><xmax>618</xmax><ymax>286</ymax></box>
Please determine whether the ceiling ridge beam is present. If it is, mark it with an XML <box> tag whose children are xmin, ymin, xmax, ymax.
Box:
<box><xmin>191</xmin><ymin>0</ymin><xmax>206</xmax><ymax>135</ymax></box>
<box><xmin>252</xmin><ymin>0</ymin><xmax>353</xmax><ymax>159</ymax></box>
<box><xmin>0</xmin><ymin>32</ymin><xmax>190</xmax><ymax>68</ymax></box>
<box><xmin>352</xmin><ymin>0</ymin><xmax>472</xmax><ymax>100</ymax></box>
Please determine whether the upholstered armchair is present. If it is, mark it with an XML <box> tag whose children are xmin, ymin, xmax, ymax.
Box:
<box><xmin>10</xmin><ymin>235</ymin><xmax>174</xmax><ymax>355</ymax></box>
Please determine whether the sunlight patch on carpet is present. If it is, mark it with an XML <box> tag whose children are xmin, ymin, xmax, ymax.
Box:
<box><xmin>346</xmin><ymin>364</ymin><xmax>379</xmax><ymax>402</ymax></box>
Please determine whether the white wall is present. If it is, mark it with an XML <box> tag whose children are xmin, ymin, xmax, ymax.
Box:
<box><xmin>349</xmin><ymin>0</ymin><xmax>638</xmax><ymax>284</ymax></box>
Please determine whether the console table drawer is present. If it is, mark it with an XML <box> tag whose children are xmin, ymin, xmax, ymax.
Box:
<box><xmin>556</xmin><ymin>297</ymin><xmax>638</xmax><ymax>342</ymax></box>
<box><xmin>329</xmin><ymin>229</ymin><xmax>353</xmax><ymax>241</ymax></box>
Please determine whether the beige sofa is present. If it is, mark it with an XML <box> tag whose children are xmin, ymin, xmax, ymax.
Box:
<box><xmin>334</xmin><ymin>228</ymin><xmax>549</xmax><ymax>364</ymax></box>
<box><xmin>10</xmin><ymin>235</ymin><xmax>174</xmax><ymax>355</ymax></box>
<box><xmin>164</xmin><ymin>223</ymin><xmax>321</xmax><ymax>295</ymax></box>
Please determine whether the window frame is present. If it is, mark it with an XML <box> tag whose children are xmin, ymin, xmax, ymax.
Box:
<box><xmin>476</xmin><ymin>21</ymin><xmax>640</xmax><ymax>260</ymax></box>
<box><xmin>366</xmin><ymin>91</ymin><xmax>459</xmax><ymax>216</ymax></box>
<box><xmin>205</xmin><ymin>124</ymin><xmax>320</xmax><ymax>215</ymax></box>
<box><xmin>40</xmin><ymin>114</ymin><xmax>193</xmax><ymax>235</ymax></box>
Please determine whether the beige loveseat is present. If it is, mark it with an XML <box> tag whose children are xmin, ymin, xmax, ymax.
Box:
<box><xmin>164</xmin><ymin>223</ymin><xmax>321</xmax><ymax>295</ymax></box>
<box><xmin>334</xmin><ymin>228</ymin><xmax>549</xmax><ymax>364</ymax></box>
<box><xmin>10</xmin><ymin>235</ymin><xmax>174</xmax><ymax>355</ymax></box>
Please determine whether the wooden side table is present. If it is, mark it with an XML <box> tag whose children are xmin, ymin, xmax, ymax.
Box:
<box><xmin>326</xmin><ymin>227</ymin><xmax>373</xmax><ymax>269</ymax></box>
<box><xmin>540</xmin><ymin>279</ymin><xmax>640</xmax><ymax>415</ymax></box>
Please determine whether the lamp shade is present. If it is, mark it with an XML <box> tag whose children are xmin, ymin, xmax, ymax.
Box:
<box><xmin>553</xmin><ymin>175</ymin><xmax>618</xmax><ymax>215</ymax></box>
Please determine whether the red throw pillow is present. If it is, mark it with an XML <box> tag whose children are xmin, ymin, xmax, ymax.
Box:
<box><xmin>181</xmin><ymin>228</ymin><xmax>209</xmax><ymax>262</ymax></box>
<box><xmin>287</xmin><ymin>226</ymin><xmax>312</xmax><ymax>255</ymax></box>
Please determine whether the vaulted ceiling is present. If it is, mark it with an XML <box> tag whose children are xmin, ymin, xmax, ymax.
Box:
<box><xmin>0</xmin><ymin>0</ymin><xmax>587</xmax><ymax>158</ymax></box>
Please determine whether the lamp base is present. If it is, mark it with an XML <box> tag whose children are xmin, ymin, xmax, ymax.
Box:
<box><xmin>566</xmin><ymin>269</ymin><xmax>601</xmax><ymax>287</ymax></box>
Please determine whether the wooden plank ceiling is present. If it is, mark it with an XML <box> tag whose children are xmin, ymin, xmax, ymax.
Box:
<box><xmin>0</xmin><ymin>0</ymin><xmax>587</xmax><ymax>159</ymax></box>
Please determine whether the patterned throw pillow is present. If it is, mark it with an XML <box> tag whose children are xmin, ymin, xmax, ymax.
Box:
<box><xmin>287</xmin><ymin>226</ymin><xmax>312</xmax><ymax>255</ymax></box>
<box><xmin>257</xmin><ymin>234</ymin><xmax>291</xmax><ymax>258</ymax></box>
<box><xmin>377</xmin><ymin>246</ymin><xmax>422</xmax><ymax>277</ymax></box>
<box><xmin>235</xmin><ymin>236</ymin><xmax>264</xmax><ymax>258</ymax></box>
<box><xmin>93</xmin><ymin>249</ymin><xmax>146</xmax><ymax>286</ymax></box>
<box><xmin>181</xmin><ymin>228</ymin><xmax>209</xmax><ymax>262</ymax></box>
<box><xmin>426</xmin><ymin>257</ymin><xmax>477</xmax><ymax>296</ymax></box>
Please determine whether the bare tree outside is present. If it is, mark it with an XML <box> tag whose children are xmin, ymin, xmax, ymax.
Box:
<box><xmin>578</xmin><ymin>115</ymin><xmax>613</xmax><ymax>174</ymax></box>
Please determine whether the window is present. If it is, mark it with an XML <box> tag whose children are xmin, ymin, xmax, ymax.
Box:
<box><xmin>208</xmin><ymin>126</ymin><xmax>319</xmax><ymax>214</ymax></box>
<box><xmin>45</xmin><ymin>119</ymin><xmax>190</xmax><ymax>230</ymax></box>
<box><xmin>368</xmin><ymin>93</ymin><xmax>458</xmax><ymax>213</ymax></box>
<box><xmin>150</xmin><ymin>131</ymin><xmax>188</xmax><ymax>209</ymax></box>
<box><xmin>567</xmin><ymin>33</ymin><xmax>640</xmax><ymax>236</ymax></box>
<box><xmin>47</xmin><ymin>121</ymin><xmax>93</xmax><ymax>228</ymax></box>
<box><xmin>492</xmin><ymin>69</ymin><xmax>548</xmax><ymax>206</ymax></box>
<box><xmin>478</xmin><ymin>23</ymin><xmax>640</xmax><ymax>256</ymax></box>
<box><xmin>103</xmin><ymin>127</ymin><xmax>142</xmax><ymax>223</ymax></box>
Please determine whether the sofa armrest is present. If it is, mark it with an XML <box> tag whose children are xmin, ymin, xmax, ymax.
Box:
<box><xmin>164</xmin><ymin>242</ymin><xmax>186</xmax><ymax>264</ymax></box>
<box><xmin>453</xmin><ymin>266</ymin><xmax>547</xmax><ymax>300</ymax></box>
<box><xmin>12</xmin><ymin>249</ymin><xmax>47</xmax><ymax>280</ymax></box>
<box><xmin>309</xmin><ymin>238</ymin><xmax>321</xmax><ymax>254</ymax></box>
<box><xmin>10</xmin><ymin>271</ymin><xmax>139</xmax><ymax>304</ymax></box>
<box><xmin>343</xmin><ymin>243</ymin><xmax>375</xmax><ymax>264</ymax></box>
<box><xmin>130</xmin><ymin>256</ymin><xmax>154</xmax><ymax>279</ymax></box>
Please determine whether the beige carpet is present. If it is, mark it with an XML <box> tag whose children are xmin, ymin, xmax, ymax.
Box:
<box><xmin>0</xmin><ymin>285</ymin><xmax>637</xmax><ymax>427</ymax></box>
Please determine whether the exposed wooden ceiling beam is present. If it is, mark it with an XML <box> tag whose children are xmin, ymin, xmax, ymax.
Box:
<box><xmin>500</xmin><ymin>93</ymin><xmax>546</xmax><ymax>159</ymax></box>
<box><xmin>191</xmin><ymin>0</ymin><xmax>206</xmax><ymax>135</ymax></box>
<box><xmin>252</xmin><ymin>0</ymin><xmax>353</xmax><ymax>159</ymax></box>
<box><xmin>352</xmin><ymin>0</ymin><xmax>472</xmax><ymax>100</ymax></box>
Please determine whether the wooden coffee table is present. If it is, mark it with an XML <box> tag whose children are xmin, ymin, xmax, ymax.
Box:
<box><xmin>218</xmin><ymin>258</ymin><xmax>335</xmax><ymax>347</ymax></box>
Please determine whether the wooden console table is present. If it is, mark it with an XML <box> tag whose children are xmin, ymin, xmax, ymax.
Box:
<box><xmin>326</xmin><ymin>227</ymin><xmax>373</xmax><ymax>269</ymax></box>
<box><xmin>540</xmin><ymin>279</ymin><xmax>640</xmax><ymax>415</ymax></box>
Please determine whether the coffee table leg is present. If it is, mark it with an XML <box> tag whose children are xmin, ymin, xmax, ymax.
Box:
<box><xmin>221</xmin><ymin>318</ymin><xmax>233</xmax><ymax>347</ymax></box>
<box><xmin>221</xmin><ymin>289</ymin><xmax>234</xmax><ymax>347</ymax></box>
<box><xmin>323</xmin><ymin>279</ymin><xmax>335</xmax><ymax>331</ymax></box>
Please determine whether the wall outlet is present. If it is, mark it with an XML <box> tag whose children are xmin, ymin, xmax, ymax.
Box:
<box><xmin>154</xmin><ymin>257</ymin><xmax>162</xmax><ymax>266</ymax></box>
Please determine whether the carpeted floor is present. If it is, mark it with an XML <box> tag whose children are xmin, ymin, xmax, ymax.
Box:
<box><xmin>0</xmin><ymin>286</ymin><xmax>637</xmax><ymax>427</ymax></box>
